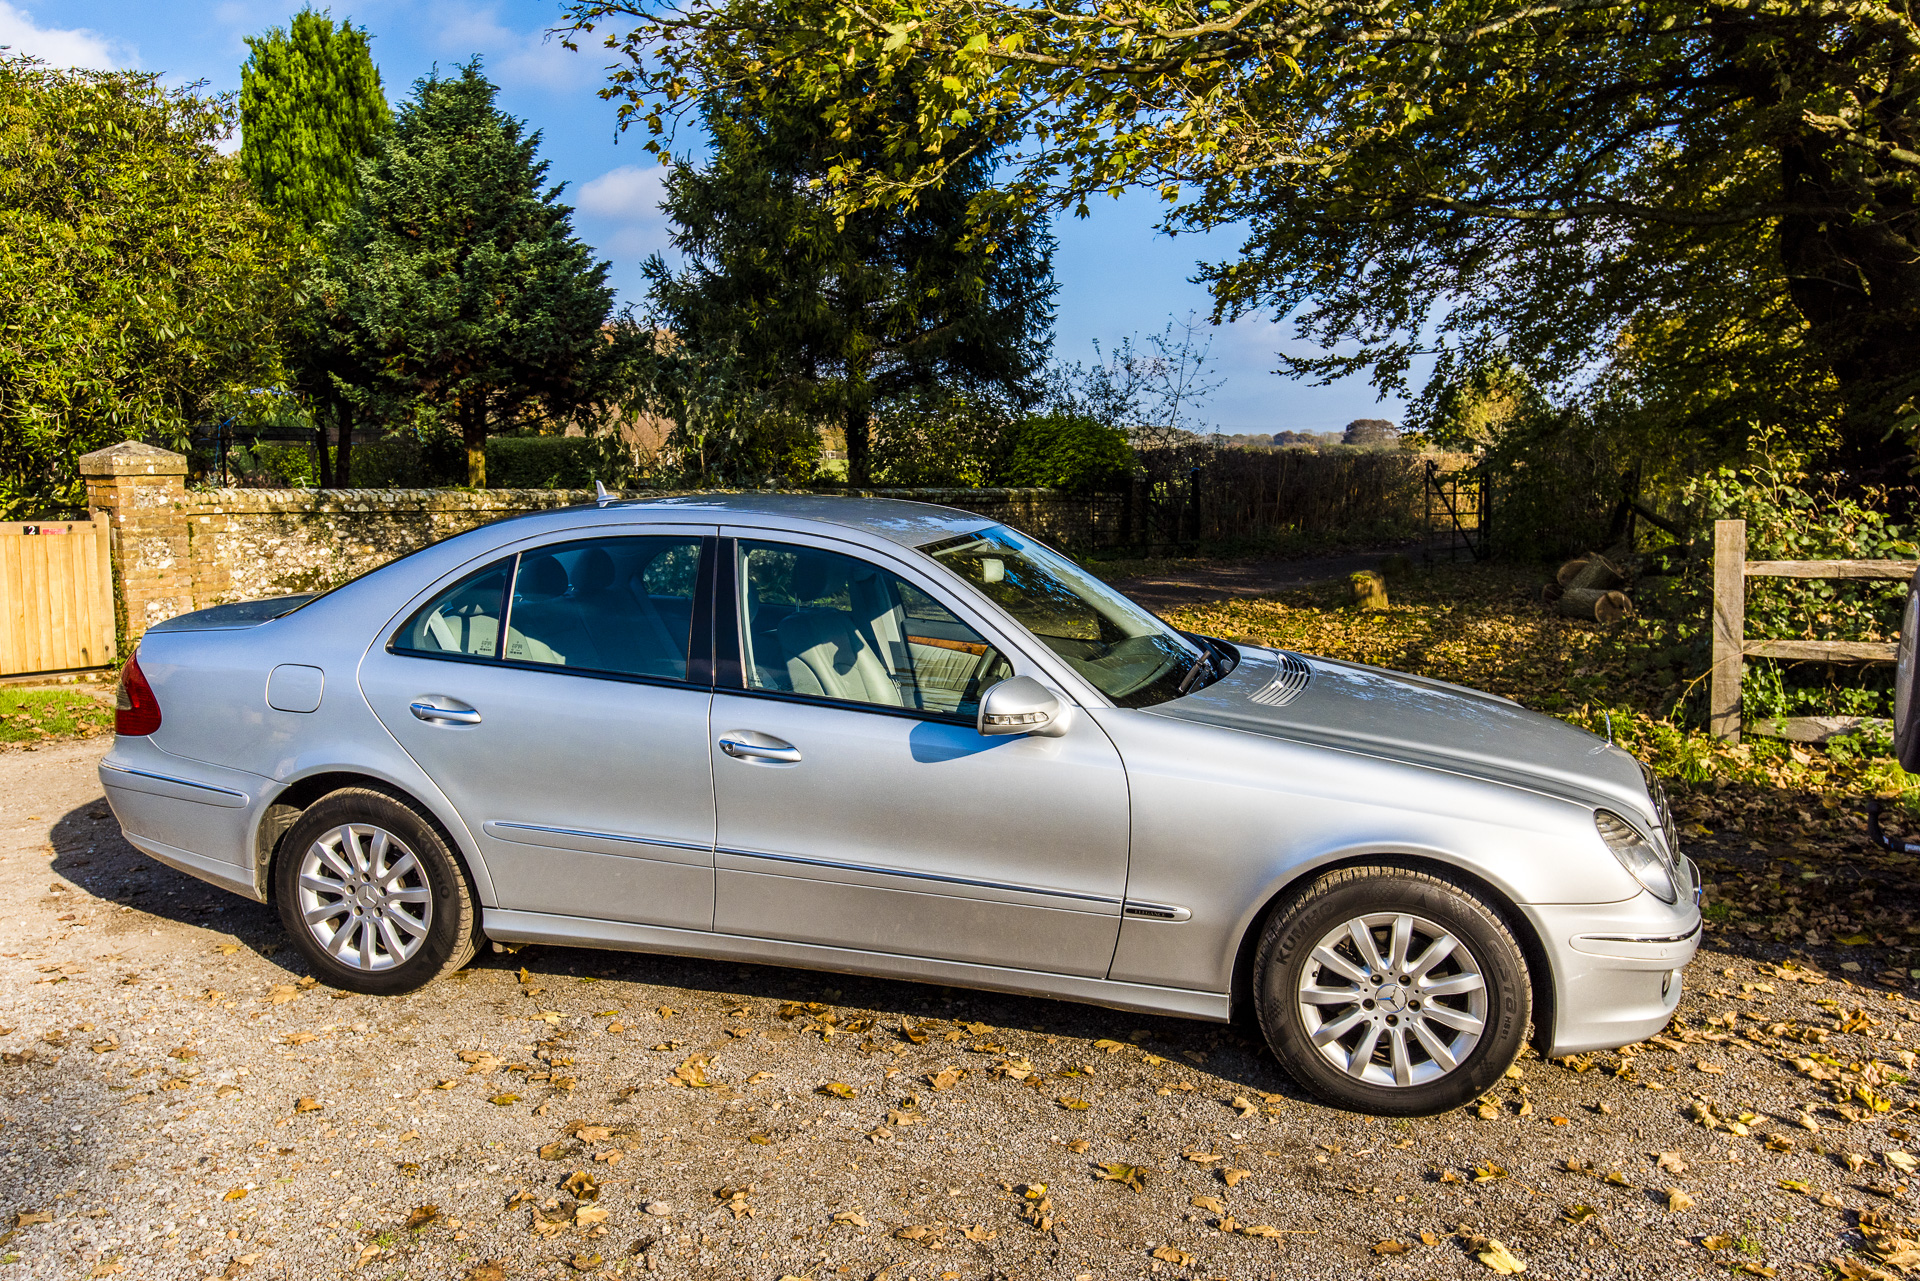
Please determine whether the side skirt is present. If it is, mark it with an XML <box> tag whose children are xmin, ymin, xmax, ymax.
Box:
<box><xmin>482</xmin><ymin>909</ymin><xmax>1232</xmax><ymax>1023</ymax></box>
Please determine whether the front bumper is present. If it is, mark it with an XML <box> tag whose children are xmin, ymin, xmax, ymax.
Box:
<box><xmin>1522</xmin><ymin>857</ymin><xmax>1703</xmax><ymax>1056</ymax></box>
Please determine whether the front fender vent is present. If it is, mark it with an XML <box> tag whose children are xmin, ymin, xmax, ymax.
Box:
<box><xmin>1248</xmin><ymin>651</ymin><xmax>1313</xmax><ymax>708</ymax></box>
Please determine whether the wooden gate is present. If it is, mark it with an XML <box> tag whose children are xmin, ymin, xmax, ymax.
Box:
<box><xmin>0</xmin><ymin>515</ymin><xmax>116</xmax><ymax>677</ymax></box>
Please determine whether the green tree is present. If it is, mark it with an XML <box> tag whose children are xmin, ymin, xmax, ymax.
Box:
<box><xmin>560</xmin><ymin>0</ymin><xmax>1920</xmax><ymax>485</ymax></box>
<box><xmin>240</xmin><ymin>8</ymin><xmax>390</xmax><ymax>233</ymax></box>
<box><xmin>643</xmin><ymin>75</ymin><xmax>1057</xmax><ymax>485</ymax></box>
<box><xmin>0</xmin><ymin>56</ymin><xmax>298</xmax><ymax>516</ymax></box>
<box><xmin>305</xmin><ymin>60</ymin><xmax>626</xmax><ymax>487</ymax></box>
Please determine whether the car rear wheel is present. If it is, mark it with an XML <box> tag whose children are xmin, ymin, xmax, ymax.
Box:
<box><xmin>1253</xmin><ymin>864</ymin><xmax>1530</xmax><ymax>1115</ymax></box>
<box><xmin>273</xmin><ymin>788</ymin><xmax>481</xmax><ymax>996</ymax></box>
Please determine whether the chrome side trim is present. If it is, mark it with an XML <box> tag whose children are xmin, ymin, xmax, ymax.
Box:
<box><xmin>716</xmin><ymin>845</ymin><xmax>1120</xmax><ymax>907</ymax></box>
<box><xmin>485</xmin><ymin>821</ymin><xmax>710</xmax><ymax>855</ymax></box>
<box><xmin>482</xmin><ymin>908</ymin><xmax>1232</xmax><ymax>1022</ymax></box>
<box><xmin>100</xmin><ymin>762</ymin><xmax>249</xmax><ymax>805</ymax></box>
<box><xmin>1577</xmin><ymin>921</ymin><xmax>1703</xmax><ymax>946</ymax></box>
<box><xmin>1122</xmin><ymin>900</ymin><xmax>1193</xmax><ymax>922</ymax></box>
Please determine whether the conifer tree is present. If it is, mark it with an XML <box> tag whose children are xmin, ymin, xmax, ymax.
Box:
<box><xmin>300</xmin><ymin>60</ymin><xmax>624</xmax><ymax>487</ymax></box>
<box><xmin>240</xmin><ymin>9</ymin><xmax>389</xmax><ymax>233</ymax></box>
<box><xmin>646</xmin><ymin>78</ymin><xmax>1056</xmax><ymax>485</ymax></box>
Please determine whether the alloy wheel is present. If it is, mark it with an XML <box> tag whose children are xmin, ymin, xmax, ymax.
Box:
<box><xmin>1296</xmin><ymin>911</ymin><xmax>1488</xmax><ymax>1087</ymax></box>
<box><xmin>295</xmin><ymin>823</ymin><xmax>434</xmax><ymax>972</ymax></box>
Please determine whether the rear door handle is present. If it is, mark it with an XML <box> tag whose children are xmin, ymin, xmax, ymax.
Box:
<box><xmin>718</xmin><ymin>736</ymin><xmax>801</xmax><ymax>764</ymax></box>
<box><xmin>410</xmin><ymin>701</ymin><xmax>481</xmax><ymax>725</ymax></box>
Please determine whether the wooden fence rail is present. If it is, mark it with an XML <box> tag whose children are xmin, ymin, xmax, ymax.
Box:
<box><xmin>1709</xmin><ymin>518</ymin><xmax>1912</xmax><ymax>743</ymax></box>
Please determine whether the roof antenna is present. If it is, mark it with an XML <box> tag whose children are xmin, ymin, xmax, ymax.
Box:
<box><xmin>594</xmin><ymin>480</ymin><xmax>614</xmax><ymax>506</ymax></box>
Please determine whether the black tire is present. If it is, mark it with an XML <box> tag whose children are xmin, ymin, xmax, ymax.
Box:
<box><xmin>1252</xmin><ymin>864</ymin><xmax>1530</xmax><ymax>1116</ymax></box>
<box><xmin>273</xmin><ymin>787</ymin><xmax>481</xmax><ymax>996</ymax></box>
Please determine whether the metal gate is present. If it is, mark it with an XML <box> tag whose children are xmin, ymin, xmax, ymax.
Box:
<box><xmin>0</xmin><ymin>514</ymin><xmax>116</xmax><ymax>676</ymax></box>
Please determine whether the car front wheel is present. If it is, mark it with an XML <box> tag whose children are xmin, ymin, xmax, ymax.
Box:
<box><xmin>274</xmin><ymin>788</ymin><xmax>481</xmax><ymax>996</ymax></box>
<box><xmin>1253</xmin><ymin>864</ymin><xmax>1530</xmax><ymax>1115</ymax></box>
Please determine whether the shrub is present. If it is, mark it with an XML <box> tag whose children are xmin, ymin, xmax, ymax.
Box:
<box><xmin>1001</xmin><ymin>413</ymin><xmax>1134</xmax><ymax>491</ymax></box>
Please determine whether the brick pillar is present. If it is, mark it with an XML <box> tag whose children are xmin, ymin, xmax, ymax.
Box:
<box><xmin>78</xmin><ymin>441</ymin><xmax>193</xmax><ymax>644</ymax></box>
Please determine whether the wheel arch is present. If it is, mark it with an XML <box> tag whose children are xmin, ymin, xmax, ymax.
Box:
<box><xmin>1226</xmin><ymin>852</ymin><xmax>1557</xmax><ymax>1058</ymax></box>
<box><xmin>253</xmin><ymin>770</ymin><xmax>485</xmax><ymax>908</ymax></box>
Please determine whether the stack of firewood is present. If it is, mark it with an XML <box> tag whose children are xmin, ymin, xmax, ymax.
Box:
<box><xmin>1541</xmin><ymin>549</ymin><xmax>1634</xmax><ymax>624</ymax></box>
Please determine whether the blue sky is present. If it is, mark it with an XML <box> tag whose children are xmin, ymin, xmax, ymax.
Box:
<box><xmin>9</xmin><ymin>0</ymin><xmax>1413</xmax><ymax>434</ymax></box>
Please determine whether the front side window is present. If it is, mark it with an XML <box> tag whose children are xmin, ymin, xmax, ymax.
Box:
<box><xmin>738</xmin><ymin>541</ymin><xmax>1011</xmax><ymax>718</ymax></box>
<box><xmin>923</xmin><ymin>525</ymin><xmax>1203</xmax><ymax>708</ymax></box>
<box><xmin>395</xmin><ymin>536</ymin><xmax>703</xmax><ymax>682</ymax></box>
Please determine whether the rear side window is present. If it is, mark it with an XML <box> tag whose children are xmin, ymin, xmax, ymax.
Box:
<box><xmin>503</xmin><ymin>536</ymin><xmax>701</xmax><ymax>681</ymax></box>
<box><xmin>393</xmin><ymin>538</ymin><xmax>704</xmax><ymax>683</ymax></box>
<box><xmin>396</xmin><ymin>559</ymin><xmax>512</xmax><ymax>658</ymax></box>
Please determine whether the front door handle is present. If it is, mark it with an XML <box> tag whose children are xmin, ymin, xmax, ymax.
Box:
<box><xmin>410</xmin><ymin>701</ymin><xmax>481</xmax><ymax>725</ymax></box>
<box><xmin>719</xmin><ymin>735</ymin><xmax>801</xmax><ymax>764</ymax></box>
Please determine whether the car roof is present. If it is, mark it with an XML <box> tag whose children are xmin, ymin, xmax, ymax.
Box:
<box><xmin>604</xmin><ymin>493</ymin><xmax>998</xmax><ymax>549</ymax></box>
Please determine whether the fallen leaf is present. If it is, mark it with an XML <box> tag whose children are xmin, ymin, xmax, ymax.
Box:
<box><xmin>1656</xmin><ymin>1152</ymin><xmax>1688</xmax><ymax>1175</ymax></box>
<box><xmin>14</xmin><ymin>1211</ymin><xmax>51</xmax><ymax>1227</ymax></box>
<box><xmin>1190</xmin><ymin>1196</ymin><xmax>1226</xmax><ymax>1214</ymax></box>
<box><xmin>1094</xmin><ymin>1162</ymin><xmax>1148</xmax><ymax>1191</ymax></box>
<box><xmin>1151</xmin><ymin>1245</ymin><xmax>1193</xmax><ymax>1266</ymax></box>
<box><xmin>1057</xmin><ymin>1096</ymin><xmax>1091</xmax><ymax>1111</ymax></box>
<box><xmin>1473</xmin><ymin>1237</ymin><xmax>1526</xmax><ymax>1274</ymax></box>
<box><xmin>816</xmin><ymin>1082</ymin><xmax>857</xmax><ymax>1099</ymax></box>
<box><xmin>563</xmin><ymin>1171</ymin><xmax>600</xmax><ymax>1201</ymax></box>
<box><xmin>926</xmin><ymin>1068</ymin><xmax>964</xmax><ymax>1091</ymax></box>
<box><xmin>404</xmin><ymin>1205</ymin><xmax>439</xmax><ymax>1230</ymax></box>
<box><xmin>1373</xmin><ymin>1240</ymin><xmax>1408</xmax><ymax>1255</ymax></box>
<box><xmin>1221</xmin><ymin>1168</ymin><xmax>1249</xmax><ymax>1188</ymax></box>
<box><xmin>222</xmin><ymin>1187</ymin><xmax>247</xmax><ymax>1202</ymax></box>
<box><xmin>574</xmin><ymin>1206</ymin><xmax>609</xmax><ymax>1228</ymax></box>
<box><xmin>488</xmin><ymin>1094</ymin><xmax>519</xmax><ymax>1106</ymax></box>
<box><xmin>285</xmin><ymin>1032</ymin><xmax>318</xmax><ymax>1046</ymax></box>
<box><xmin>1666</xmin><ymin>1188</ymin><xmax>1696</xmax><ymax>1212</ymax></box>
<box><xmin>1564</xmin><ymin>1204</ymin><xmax>1597</xmax><ymax>1223</ymax></box>
<box><xmin>831</xmin><ymin>1211</ymin><xmax>868</xmax><ymax>1228</ymax></box>
<box><xmin>1703</xmin><ymin>1235</ymin><xmax>1735</xmax><ymax>1251</ymax></box>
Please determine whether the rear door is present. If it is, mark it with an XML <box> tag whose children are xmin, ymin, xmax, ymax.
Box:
<box><xmin>358</xmin><ymin>528</ymin><xmax>719</xmax><ymax>929</ymax></box>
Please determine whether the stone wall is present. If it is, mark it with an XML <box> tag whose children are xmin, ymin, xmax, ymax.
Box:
<box><xmin>77</xmin><ymin>443</ymin><xmax>1129</xmax><ymax>641</ymax></box>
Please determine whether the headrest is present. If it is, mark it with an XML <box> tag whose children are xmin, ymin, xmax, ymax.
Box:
<box><xmin>518</xmin><ymin>553</ymin><xmax>568</xmax><ymax>600</ymax></box>
<box><xmin>572</xmin><ymin>546</ymin><xmax>616</xmax><ymax>594</ymax></box>
<box><xmin>790</xmin><ymin>553</ymin><xmax>847</xmax><ymax>602</ymax></box>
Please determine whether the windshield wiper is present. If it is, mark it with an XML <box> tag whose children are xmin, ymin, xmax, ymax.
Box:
<box><xmin>1175</xmin><ymin>650</ymin><xmax>1214</xmax><ymax>697</ymax></box>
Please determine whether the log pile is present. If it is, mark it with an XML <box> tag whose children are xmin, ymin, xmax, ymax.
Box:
<box><xmin>1542</xmin><ymin>548</ymin><xmax>1635</xmax><ymax>624</ymax></box>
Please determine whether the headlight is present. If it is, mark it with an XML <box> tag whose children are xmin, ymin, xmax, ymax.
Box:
<box><xmin>1595</xmin><ymin>809</ymin><xmax>1678</xmax><ymax>903</ymax></box>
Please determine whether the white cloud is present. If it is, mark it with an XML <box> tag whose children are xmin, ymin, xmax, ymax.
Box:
<box><xmin>574</xmin><ymin>162</ymin><xmax>675</xmax><ymax>263</ymax></box>
<box><xmin>0</xmin><ymin>2</ymin><xmax>133</xmax><ymax>69</ymax></box>
<box><xmin>425</xmin><ymin>0</ymin><xmax>601</xmax><ymax>94</ymax></box>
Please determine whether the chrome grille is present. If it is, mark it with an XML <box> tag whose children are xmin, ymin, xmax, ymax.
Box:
<box><xmin>1249</xmin><ymin>651</ymin><xmax>1313</xmax><ymax>707</ymax></box>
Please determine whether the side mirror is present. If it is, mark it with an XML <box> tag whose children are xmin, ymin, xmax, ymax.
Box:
<box><xmin>978</xmin><ymin>675</ymin><xmax>1072</xmax><ymax>738</ymax></box>
<box><xmin>1898</xmin><ymin>569</ymin><xmax>1920</xmax><ymax>771</ymax></box>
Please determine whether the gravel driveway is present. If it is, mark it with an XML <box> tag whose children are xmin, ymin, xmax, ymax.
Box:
<box><xmin>3</xmin><ymin>739</ymin><xmax>1916</xmax><ymax>1281</ymax></box>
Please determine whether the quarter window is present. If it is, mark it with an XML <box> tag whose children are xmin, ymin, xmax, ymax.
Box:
<box><xmin>396</xmin><ymin>559</ymin><xmax>511</xmax><ymax>658</ymax></box>
<box><xmin>738</xmin><ymin>541</ymin><xmax>1010</xmax><ymax>717</ymax></box>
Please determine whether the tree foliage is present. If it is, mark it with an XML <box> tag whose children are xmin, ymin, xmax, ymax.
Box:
<box><xmin>0</xmin><ymin>56</ymin><xmax>298</xmax><ymax>516</ymax></box>
<box><xmin>300</xmin><ymin>60</ymin><xmax>628</xmax><ymax>487</ymax></box>
<box><xmin>240</xmin><ymin>8</ymin><xmax>390</xmax><ymax>233</ymax></box>
<box><xmin>642</xmin><ymin>70</ymin><xmax>1058</xmax><ymax>485</ymax></box>
<box><xmin>558</xmin><ymin>0</ymin><xmax>1920</xmax><ymax>482</ymax></box>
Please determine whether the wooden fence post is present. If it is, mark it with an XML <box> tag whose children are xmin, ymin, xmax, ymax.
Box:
<box><xmin>1710</xmin><ymin>518</ymin><xmax>1747</xmax><ymax>742</ymax></box>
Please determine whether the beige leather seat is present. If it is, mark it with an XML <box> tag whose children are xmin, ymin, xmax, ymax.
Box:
<box><xmin>778</xmin><ymin>609</ymin><xmax>903</xmax><ymax>705</ymax></box>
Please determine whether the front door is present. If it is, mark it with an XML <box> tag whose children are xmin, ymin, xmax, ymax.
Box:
<box><xmin>710</xmin><ymin>535</ymin><xmax>1131</xmax><ymax>977</ymax></box>
<box><xmin>359</xmin><ymin>531</ymin><xmax>718</xmax><ymax>929</ymax></box>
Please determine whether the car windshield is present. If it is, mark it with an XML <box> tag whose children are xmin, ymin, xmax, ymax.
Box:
<box><xmin>922</xmin><ymin>525</ymin><xmax>1204</xmax><ymax>708</ymax></box>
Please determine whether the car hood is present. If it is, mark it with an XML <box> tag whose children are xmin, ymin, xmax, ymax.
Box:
<box><xmin>1145</xmin><ymin>647</ymin><xmax>1655</xmax><ymax>822</ymax></box>
<box><xmin>144</xmin><ymin>594</ymin><xmax>317</xmax><ymax>634</ymax></box>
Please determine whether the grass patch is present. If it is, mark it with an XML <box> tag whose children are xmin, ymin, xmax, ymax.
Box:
<box><xmin>0</xmin><ymin>686</ymin><xmax>112</xmax><ymax>746</ymax></box>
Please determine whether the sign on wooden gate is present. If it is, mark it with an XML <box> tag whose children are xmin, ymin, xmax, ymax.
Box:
<box><xmin>0</xmin><ymin>514</ymin><xmax>116</xmax><ymax>677</ymax></box>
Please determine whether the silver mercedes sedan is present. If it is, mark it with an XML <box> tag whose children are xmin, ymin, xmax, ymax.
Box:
<box><xmin>102</xmin><ymin>495</ymin><xmax>1699</xmax><ymax>1114</ymax></box>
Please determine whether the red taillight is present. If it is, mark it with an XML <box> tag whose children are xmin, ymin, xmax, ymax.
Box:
<box><xmin>116</xmin><ymin>653</ymin><xmax>162</xmax><ymax>736</ymax></box>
